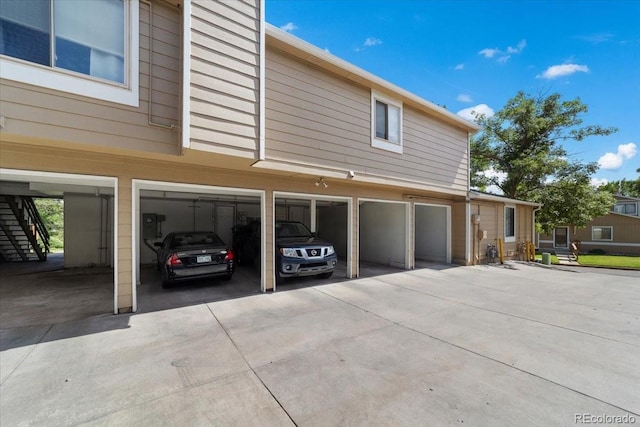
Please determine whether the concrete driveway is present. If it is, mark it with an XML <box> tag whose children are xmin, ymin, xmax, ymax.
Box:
<box><xmin>1</xmin><ymin>263</ymin><xmax>639</xmax><ymax>426</ymax></box>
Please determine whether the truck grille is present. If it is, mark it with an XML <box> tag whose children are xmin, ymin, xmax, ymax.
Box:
<box><xmin>304</xmin><ymin>248</ymin><xmax>324</xmax><ymax>257</ymax></box>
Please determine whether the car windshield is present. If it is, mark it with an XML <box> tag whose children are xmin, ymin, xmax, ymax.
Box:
<box><xmin>276</xmin><ymin>222</ymin><xmax>312</xmax><ymax>238</ymax></box>
<box><xmin>170</xmin><ymin>233</ymin><xmax>224</xmax><ymax>249</ymax></box>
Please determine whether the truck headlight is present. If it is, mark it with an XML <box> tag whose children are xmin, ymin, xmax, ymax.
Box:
<box><xmin>327</xmin><ymin>246</ymin><xmax>335</xmax><ymax>256</ymax></box>
<box><xmin>280</xmin><ymin>248</ymin><xmax>299</xmax><ymax>258</ymax></box>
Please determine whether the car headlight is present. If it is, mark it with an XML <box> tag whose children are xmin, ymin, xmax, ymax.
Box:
<box><xmin>327</xmin><ymin>246</ymin><xmax>335</xmax><ymax>256</ymax></box>
<box><xmin>280</xmin><ymin>248</ymin><xmax>300</xmax><ymax>258</ymax></box>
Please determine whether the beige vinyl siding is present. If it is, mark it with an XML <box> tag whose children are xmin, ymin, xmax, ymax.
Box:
<box><xmin>265</xmin><ymin>48</ymin><xmax>469</xmax><ymax>192</ymax></box>
<box><xmin>188</xmin><ymin>0</ymin><xmax>260</xmax><ymax>157</ymax></box>
<box><xmin>2</xmin><ymin>141</ymin><xmax>457</xmax><ymax>307</ymax></box>
<box><xmin>574</xmin><ymin>214</ymin><xmax>640</xmax><ymax>245</ymax></box>
<box><xmin>0</xmin><ymin>0</ymin><xmax>181</xmax><ymax>155</ymax></box>
<box><xmin>471</xmin><ymin>202</ymin><xmax>534</xmax><ymax>261</ymax></box>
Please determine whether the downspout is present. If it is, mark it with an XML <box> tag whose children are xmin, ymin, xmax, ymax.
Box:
<box><xmin>181</xmin><ymin>0</ymin><xmax>192</xmax><ymax>152</ymax></box>
<box><xmin>258</xmin><ymin>0</ymin><xmax>266</xmax><ymax>160</ymax></box>
<box><xmin>141</xmin><ymin>0</ymin><xmax>176</xmax><ymax>130</ymax></box>
<box><xmin>532</xmin><ymin>205</ymin><xmax>541</xmax><ymax>248</ymax></box>
<box><xmin>465</xmin><ymin>131</ymin><xmax>472</xmax><ymax>265</ymax></box>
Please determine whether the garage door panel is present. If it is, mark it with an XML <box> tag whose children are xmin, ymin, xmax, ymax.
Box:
<box><xmin>415</xmin><ymin>205</ymin><xmax>448</xmax><ymax>263</ymax></box>
<box><xmin>359</xmin><ymin>202</ymin><xmax>406</xmax><ymax>268</ymax></box>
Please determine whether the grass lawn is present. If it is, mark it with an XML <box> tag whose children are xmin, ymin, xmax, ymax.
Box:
<box><xmin>578</xmin><ymin>255</ymin><xmax>640</xmax><ymax>269</ymax></box>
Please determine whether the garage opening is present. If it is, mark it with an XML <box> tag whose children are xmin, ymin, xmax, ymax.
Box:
<box><xmin>0</xmin><ymin>169</ymin><xmax>117</xmax><ymax>327</ymax></box>
<box><xmin>358</xmin><ymin>199</ymin><xmax>409</xmax><ymax>275</ymax></box>
<box><xmin>414</xmin><ymin>204</ymin><xmax>451</xmax><ymax>265</ymax></box>
<box><xmin>273</xmin><ymin>193</ymin><xmax>352</xmax><ymax>288</ymax></box>
<box><xmin>133</xmin><ymin>180</ymin><xmax>264</xmax><ymax>313</ymax></box>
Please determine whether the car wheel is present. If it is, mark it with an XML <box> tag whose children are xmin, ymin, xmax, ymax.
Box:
<box><xmin>318</xmin><ymin>272</ymin><xmax>333</xmax><ymax>279</ymax></box>
<box><xmin>275</xmin><ymin>272</ymin><xmax>284</xmax><ymax>285</ymax></box>
<box><xmin>161</xmin><ymin>269</ymin><xmax>173</xmax><ymax>289</ymax></box>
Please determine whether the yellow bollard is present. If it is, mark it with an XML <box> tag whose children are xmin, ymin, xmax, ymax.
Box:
<box><xmin>498</xmin><ymin>238</ymin><xmax>504</xmax><ymax>264</ymax></box>
<box><xmin>530</xmin><ymin>241</ymin><xmax>536</xmax><ymax>262</ymax></box>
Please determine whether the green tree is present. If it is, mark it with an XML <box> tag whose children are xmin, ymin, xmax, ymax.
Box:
<box><xmin>597</xmin><ymin>176</ymin><xmax>640</xmax><ymax>198</ymax></box>
<box><xmin>471</xmin><ymin>91</ymin><xmax>617</xmax><ymax>199</ymax></box>
<box><xmin>534</xmin><ymin>166</ymin><xmax>616</xmax><ymax>234</ymax></box>
<box><xmin>34</xmin><ymin>198</ymin><xmax>64</xmax><ymax>250</ymax></box>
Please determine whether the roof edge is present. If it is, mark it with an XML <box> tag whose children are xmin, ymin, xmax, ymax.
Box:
<box><xmin>469</xmin><ymin>190</ymin><xmax>542</xmax><ymax>207</ymax></box>
<box><xmin>265</xmin><ymin>23</ymin><xmax>480</xmax><ymax>133</ymax></box>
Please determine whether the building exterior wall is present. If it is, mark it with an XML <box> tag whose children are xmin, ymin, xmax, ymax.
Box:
<box><xmin>1</xmin><ymin>141</ymin><xmax>473</xmax><ymax>311</ymax></box>
<box><xmin>64</xmin><ymin>194</ymin><xmax>114</xmax><ymax>268</ymax></box>
<box><xmin>1</xmin><ymin>2</ymin><xmax>546</xmax><ymax>318</ymax></box>
<box><xmin>539</xmin><ymin>213</ymin><xmax>640</xmax><ymax>255</ymax></box>
<box><xmin>0</xmin><ymin>0</ymin><xmax>182</xmax><ymax>155</ymax></box>
<box><xmin>265</xmin><ymin>47</ymin><xmax>468</xmax><ymax>193</ymax></box>
<box><xmin>470</xmin><ymin>200</ymin><xmax>535</xmax><ymax>263</ymax></box>
<box><xmin>188</xmin><ymin>0</ymin><xmax>260</xmax><ymax>157</ymax></box>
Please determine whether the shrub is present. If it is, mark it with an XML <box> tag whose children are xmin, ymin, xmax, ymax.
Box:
<box><xmin>588</xmin><ymin>248</ymin><xmax>607</xmax><ymax>255</ymax></box>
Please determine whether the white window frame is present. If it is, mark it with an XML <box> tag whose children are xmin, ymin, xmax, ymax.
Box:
<box><xmin>592</xmin><ymin>226</ymin><xmax>613</xmax><ymax>241</ymax></box>
<box><xmin>0</xmin><ymin>0</ymin><xmax>139</xmax><ymax>107</ymax></box>
<box><xmin>371</xmin><ymin>91</ymin><xmax>403</xmax><ymax>154</ymax></box>
<box><xmin>504</xmin><ymin>205</ymin><xmax>516</xmax><ymax>243</ymax></box>
<box><xmin>614</xmin><ymin>202</ymin><xmax>637</xmax><ymax>215</ymax></box>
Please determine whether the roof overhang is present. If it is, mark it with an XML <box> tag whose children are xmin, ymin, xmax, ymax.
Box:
<box><xmin>265</xmin><ymin>24</ymin><xmax>480</xmax><ymax>134</ymax></box>
<box><xmin>469</xmin><ymin>190</ymin><xmax>542</xmax><ymax>207</ymax></box>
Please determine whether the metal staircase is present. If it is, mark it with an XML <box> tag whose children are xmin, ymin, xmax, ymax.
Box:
<box><xmin>0</xmin><ymin>195</ymin><xmax>50</xmax><ymax>262</ymax></box>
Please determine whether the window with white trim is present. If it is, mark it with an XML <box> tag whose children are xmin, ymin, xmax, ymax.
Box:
<box><xmin>371</xmin><ymin>91</ymin><xmax>403</xmax><ymax>154</ymax></box>
<box><xmin>613</xmin><ymin>202</ymin><xmax>637</xmax><ymax>215</ymax></box>
<box><xmin>0</xmin><ymin>0</ymin><xmax>139</xmax><ymax>106</ymax></box>
<box><xmin>592</xmin><ymin>226</ymin><xmax>613</xmax><ymax>241</ymax></box>
<box><xmin>504</xmin><ymin>205</ymin><xmax>515</xmax><ymax>242</ymax></box>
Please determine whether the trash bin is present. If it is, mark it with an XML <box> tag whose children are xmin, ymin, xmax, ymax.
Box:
<box><xmin>541</xmin><ymin>252</ymin><xmax>551</xmax><ymax>265</ymax></box>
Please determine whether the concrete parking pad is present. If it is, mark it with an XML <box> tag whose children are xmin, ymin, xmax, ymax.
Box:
<box><xmin>1</xmin><ymin>263</ymin><xmax>639</xmax><ymax>425</ymax></box>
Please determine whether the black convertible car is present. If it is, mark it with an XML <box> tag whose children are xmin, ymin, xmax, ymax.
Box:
<box><xmin>155</xmin><ymin>231</ymin><xmax>234</xmax><ymax>288</ymax></box>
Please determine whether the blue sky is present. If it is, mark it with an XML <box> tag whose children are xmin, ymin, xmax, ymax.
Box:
<box><xmin>266</xmin><ymin>0</ymin><xmax>640</xmax><ymax>186</ymax></box>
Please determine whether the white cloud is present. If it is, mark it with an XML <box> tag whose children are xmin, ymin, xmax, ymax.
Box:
<box><xmin>479</xmin><ymin>40</ymin><xmax>526</xmax><ymax>63</ymax></box>
<box><xmin>506</xmin><ymin>39</ymin><xmax>527</xmax><ymax>54</ymax></box>
<box><xmin>364</xmin><ymin>37</ymin><xmax>382</xmax><ymax>47</ymax></box>
<box><xmin>456</xmin><ymin>104</ymin><xmax>494</xmax><ymax>121</ymax></box>
<box><xmin>576</xmin><ymin>33</ymin><xmax>614</xmax><ymax>43</ymax></box>
<box><xmin>473</xmin><ymin>168</ymin><xmax>506</xmax><ymax>194</ymax></box>
<box><xmin>280</xmin><ymin>22</ymin><xmax>297</xmax><ymax>32</ymax></box>
<box><xmin>478</xmin><ymin>48</ymin><xmax>500</xmax><ymax>58</ymax></box>
<box><xmin>590</xmin><ymin>177</ymin><xmax>609</xmax><ymax>187</ymax></box>
<box><xmin>454</xmin><ymin>63</ymin><xmax>464</xmax><ymax>71</ymax></box>
<box><xmin>457</xmin><ymin>94</ymin><xmax>473</xmax><ymax>103</ymax></box>
<box><xmin>618</xmin><ymin>142</ymin><xmax>637</xmax><ymax>158</ymax></box>
<box><xmin>483</xmin><ymin>168</ymin><xmax>507</xmax><ymax>181</ymax></box>
<box><xmin>598</xmin><ymin>143</ymin><xmax>637</xmax><ymax>170</ymax></box>
<box><xmin>537</xmin><ymin>63</ymin><xmax>590</xmax><ymax>79</ymax></box>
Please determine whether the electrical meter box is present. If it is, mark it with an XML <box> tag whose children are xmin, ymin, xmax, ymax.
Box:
<box><xmin>477</xmin><ymin>229</ymin><xmax>488</xmax><ymax>240</ymax></box>
<box><xmin>143</xmin><ymin>213</ymin><xmax>159</xmax><ymax>239</ymax></box>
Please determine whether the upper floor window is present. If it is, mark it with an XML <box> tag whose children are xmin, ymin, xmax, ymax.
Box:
<box><xmin>592</xmin><ymin>226</ymin><xmax>613</xmax><ymax>241</ymax></box>
<box><xmin>504</xmin><ymin>205</ymin><xmax>515</xmax><ymax>242</ymax></box>
<box><xmin>613</xmin><ymin>202</ymin><xmax>637</xmax><ymax>216</ymax></box>
<box><xmin>371</xmin><ymin>91</ymin><xmax>403</xmax><ymax>154</ymax></box>
<box><xmin>0</xmin><ymin>0</ymin><xmax>139</xmax><ymax>106</ymax></box>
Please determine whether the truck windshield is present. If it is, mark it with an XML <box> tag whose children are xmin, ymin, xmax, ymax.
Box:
<box><xmin>276</xmin><ymin>222</ymin><xmax>312</xmax><ymax>238</ymax></box>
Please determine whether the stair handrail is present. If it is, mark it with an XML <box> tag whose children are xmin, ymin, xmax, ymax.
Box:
<box><xmin>22</xmin><ymin>196</ymin><xmax>50</xmax><ymax>254</ymax></box>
